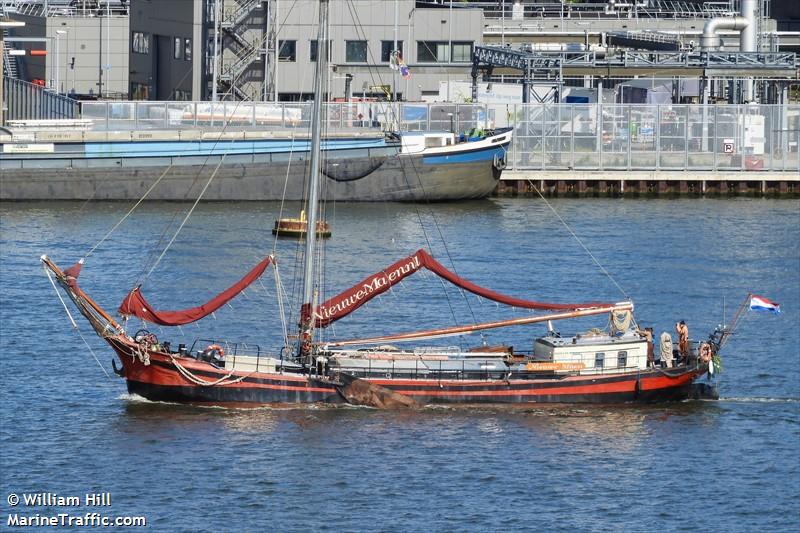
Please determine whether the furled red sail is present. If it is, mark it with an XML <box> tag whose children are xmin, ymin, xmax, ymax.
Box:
<box><xmin>119</xmin><ymin>255</ymin><xmax>273</xmax><ymax>326</ymax></box>
<box><xmin>310</xmin><ymin>249</ymin><xmax>612</xmax><ymax>327</ymax></box>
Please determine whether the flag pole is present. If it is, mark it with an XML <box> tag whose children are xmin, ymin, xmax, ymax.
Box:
<box><xmin>718</xmin><ymin>293</ymin><xmax>752</xmax><ymax>350</ymax></box>
<box><xmin>393</xmin><ymin>0</ymin><xmax>398</xmax><ymax>102</ymax></box>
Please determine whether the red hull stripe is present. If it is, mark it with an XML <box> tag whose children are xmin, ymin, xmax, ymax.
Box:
<box><xmin>110</xmin><ymin>339</ymin><xmax>700</xmax><ymax>399</ymax></box>
<box><xmin>388</xmin><ymin>376</ymin><xmax>691</xmax><ymax>397</ymax></box>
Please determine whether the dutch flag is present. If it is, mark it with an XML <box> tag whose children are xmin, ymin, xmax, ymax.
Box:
<box><xmin>750</xmin><ymin>294</ymin><xmax>781</xmax><ymax>314</ymax></box>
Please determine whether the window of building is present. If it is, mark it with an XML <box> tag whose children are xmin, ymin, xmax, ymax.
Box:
<box><xmin>417</xmin><ymin>41</ymin><xmax>447</xmax><ymax>63</ymax></box>
<box><xmin>451</xmin><ymin>41</ymin><xmax>473</xmax><ymax>62</ymax></box>
<box><xmin>309</xmin><ymin>40</ymin><xmax>332</xmax><ymax>62</ymax></box>
<box><xmin>380</xmin><ymin>40</ymin><xmax>403</xmax><ymax>63</ymax></box>
<box><xmin>594</xmin><ymin>352</ymin><xmax>605</xmax><ymax>369</ymax></box>
<box><xmin>184</xmin><ymin>38</ymin><xmax>192</xmax><ymax>61</ymax></box>
<box><xmin>173</xmin><ymin>37</ymin><xmax>182</xmax><ymax>60</ymax></box>
<box><xmin>617</xmin><ymin>351</ymin><xmax>628</xmax><ymax>368</ymax></box>
<box><xmin>416</xmin><ymin>40</ymin><xmax>473</xmax><ymax>63</ymax></box>
<box><xmin>278</xmin><ymin>40</ymin><xmax>296</xmax><ymax>62</ymax></box>
<box><xmin>345</xmin><ymin>40</ymin><xmax>367</xmax><ymax>63</ymax></box>
<box><xmin>132</xmin><ymin>31</ymin><xmax>150</xmax><ymax>54</ymax></box>
<box><xmin>130</xmin><ymin>82</ymin><xmax>149</xmax><ymax>100</ymax></box>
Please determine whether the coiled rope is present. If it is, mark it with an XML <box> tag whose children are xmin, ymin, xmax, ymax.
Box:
<box><xmin>167</xmin><ymin>354</ymin><xmax>253</xmax><ymax>387</ymax></box>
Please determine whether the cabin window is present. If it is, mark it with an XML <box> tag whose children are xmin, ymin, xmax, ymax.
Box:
<box><xmin>617</xmin><ymin>351</ymin><xmax>628</xmax><ymax>368</ymax></box>
<box><xmin>173</xmin><ymin>37</ymin><xmax>182</xmax><ymax>60</ymax></box>
<box><xmin>184</xmin><ymin>38</ymin><xmax>192</xmax><ymax>61</ymax></box>
<box><xmin>345</xmin><ymin>40</ymin><xmax>368</xmax><ymax>63</ymax></box>
<box><xmin>380</xmin><ymin>40</ymin><xmax>403</xmax><ymax>63</ymax></box>
<box><xmin>132</xmin><ymin>31</ymin><xmax>150</xmax><ymax>54</ymax></box>
<box><xmin>279</xmin><ymin>40</ymin><xmax>296</xmax><ymax>62</ymax></box>
<box><xmin>594</xmin><ymin>352</ymin><xmax>605</xmax><ymax>368</ymax></box>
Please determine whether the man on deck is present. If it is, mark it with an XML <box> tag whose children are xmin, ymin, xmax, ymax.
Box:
<box><xmin>676</xmin><ymin>321</ymin><xmax>689</xmax><ymax>363</ymax></box>
<box><xmin>637</xmin><ymin>326</ymin><xmax>655</xmax><ymax>367</ymax></box>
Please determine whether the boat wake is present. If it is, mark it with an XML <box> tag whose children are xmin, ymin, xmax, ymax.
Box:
<box><xmin>118</xmin><ymin>393</ymin><xmax>160</xmax><ymax>404</ymax></box>
<box><xmin>718</xmin><ymin>396</ymin><xmax>799</xmax><ymax>404</ymax></box>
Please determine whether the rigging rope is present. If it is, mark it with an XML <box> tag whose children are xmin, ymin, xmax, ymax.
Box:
<box><xmin>272</xmin><ymin>261</ymin><xmax>290</xmax><ymax>353</ymax></box>
<box><xmin>145</xmin><ymin>153</ymin><xmax>227</xmax><ymax>278</ymax></box>
<box><xmin>527</xmin><ymin>180</ymin><xmax>630</xmax><ymax>300</ymax></box>
<box><xmin>44</xmin><ymin>266</ymin><xmax>112</xmax><ymax>379</ymax></box>
<box><xmin>85</xmin><ymin>164</ymin><xmax>174</xmax><ymax>259</ymax></box>
<box><xmin>344</xmin><ymin>0</ymin><xmax>467</xmax><ymax>330</ymax></box>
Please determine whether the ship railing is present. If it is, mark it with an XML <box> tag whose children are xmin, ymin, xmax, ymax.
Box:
<box><xmin>189</xmin><ymin>339</ymin><xmax>262</xmax><ymax>357</ymax></box>
<box><xmin>336</xmin><ymin>357</ymin><xmax>561</xmax><ymax>382</ymax></box>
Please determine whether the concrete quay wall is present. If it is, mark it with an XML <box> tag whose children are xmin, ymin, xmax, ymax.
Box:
<box><xmin>497</xmin><ymin>171</ymin><xmax>800</xmax><ymax>198</ymax></box>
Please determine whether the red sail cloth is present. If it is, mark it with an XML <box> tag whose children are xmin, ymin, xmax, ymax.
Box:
<box><xmin>118</xmin><ymin>256</ymin><xmax>272</xmax><ymax>326</ymax></box>
<box><xmin>311</xmin><ymin>249</ymin><xmax>612</xmax><ymax>327</ymax></box>
<box><xmin>63</xmin><ymin>261</ymin><xmax>83</xmax><ymax>288</ymax></box>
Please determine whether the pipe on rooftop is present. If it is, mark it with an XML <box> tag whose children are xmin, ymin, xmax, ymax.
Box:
<box><xmin>700</xmin><ymin>17</ymin><xmax>749</xmax><ymax>52</ymax></box>
<box><xmin>700</xmin><ymin>0</ymin><xmax>757</xmax><ymax>101</ymax></box>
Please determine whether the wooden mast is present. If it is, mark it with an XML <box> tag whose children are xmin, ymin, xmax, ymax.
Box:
<box><xmin>323</xmin><ymin>302</ymin><xmax>634</xmax><ymax>347</ymax></box>
<box><xmin>298</xmin><ymin>0</ymin><xmax>329</xmax><ymax>364</ymax></box>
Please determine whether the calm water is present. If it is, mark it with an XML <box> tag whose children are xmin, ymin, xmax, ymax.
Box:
<box><xmin>1</xmin><ymin>198</ymin><xmax>798</xmax><ymax>532</ymax></box>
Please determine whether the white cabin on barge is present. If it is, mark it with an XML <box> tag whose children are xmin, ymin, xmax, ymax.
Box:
<box><xmin>533</xmin><ymin>330</ymin><xmax>649</xmax><ymax>375</ymax></box>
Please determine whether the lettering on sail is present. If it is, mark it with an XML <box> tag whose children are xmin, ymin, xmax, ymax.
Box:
<box><xmin>316</xmin><ymin>254</ymin><xmax>421</xmax><ymax>325</ymax></box>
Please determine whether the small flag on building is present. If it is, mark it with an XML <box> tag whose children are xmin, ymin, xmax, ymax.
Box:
<box><xmin>749</xmin><ymin>294</ymin><xmax>781</xmax><ymax>314</ymax></box>
<box><xmin>392</xmin><ymin>51</ymin><xmax>411</xmax><ymax>79</ymax></box>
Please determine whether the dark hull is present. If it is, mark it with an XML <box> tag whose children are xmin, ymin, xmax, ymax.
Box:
<box><xmin>126</xmin><ymin>379</ymin><xmax>339</xmax><ymax>405</ymax></box>
<box><xmin>113</xmin><ymin>340</ymin><xmax>704</xmax><ymax>406</ymax></box>
<box><xmin>1</xmin><ymin>135</ymin><xmax>510</xmax><ymax>202</ymax></box>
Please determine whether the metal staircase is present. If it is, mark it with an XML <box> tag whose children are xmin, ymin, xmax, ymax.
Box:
<box><xmin>211</xmin><ymin>0</ymin><xmax>264</xmax><ymax>101</ymax></box>
<box><xmin>2</xmin><ymin>28</ymin><xmax>20</xmax><ymax>79</ymax></box>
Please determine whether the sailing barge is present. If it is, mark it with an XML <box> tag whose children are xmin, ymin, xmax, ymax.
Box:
<box><xmin>41</xmin><ymin>252</ymin><xmax>717</xmax><ymax>406</ymax></box>
<box><xmin>41</xmin><ymin>0</ymin><xmax>718</xmax><ymax>408</ymax></box>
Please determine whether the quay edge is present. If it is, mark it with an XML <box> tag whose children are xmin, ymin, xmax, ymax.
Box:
<box><xmin>497</xmin><ymin>171</ymin><xmax>800</xmax><ymax>198</ymax></box>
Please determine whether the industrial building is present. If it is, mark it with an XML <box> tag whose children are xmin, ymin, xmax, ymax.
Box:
<box><xmin>1</xmin><ymin>1</ymin><xmax>129</xmax><ymax>96</ymax></box>
<box><xmin>2</xmin><ymin>1</ymin><xmax>798</xmax><ymax>104</ymax></box>
<box><xmin>1</xmin><ymin>1</ymin><xmax>798</xmax><ymax>195</ymax></box>
<box><xmin>126</xmin><ymin>0</ymin><xmax>483</xmax><ymax>102</ymax></box>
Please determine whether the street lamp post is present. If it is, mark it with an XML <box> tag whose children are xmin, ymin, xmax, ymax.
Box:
<box><xmin>55</xmin><ymin>30</ymin><xmax>67</xmax><ymax>94</ymax></box>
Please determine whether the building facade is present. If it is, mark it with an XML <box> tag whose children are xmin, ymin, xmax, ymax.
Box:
<box><xmin>127</xmin><ymin>0</ymin><xmax>483</xmax><ymax>102</ymax></box>
<box><xmin>5</xmin><ymin>3</ymin><xmax>129</xmax><ymax>96</ymax></box>
<box><xmin>128</xmin><ymin>0</ymin><xmax>204</xmax><ymax>100</ymax></box>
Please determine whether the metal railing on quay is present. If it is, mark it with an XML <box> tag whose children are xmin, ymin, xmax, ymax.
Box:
<box><xmin>69</xmin><ymin>100</ymin><xmax>800</xmax><ymax>174</ymax></box>
<box><xmin>2</xmin><ymin>77</ymin><xmax>78</xmax><ymax>124</ymax></box>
